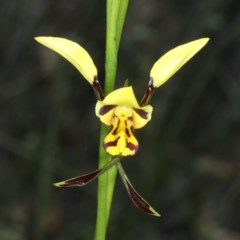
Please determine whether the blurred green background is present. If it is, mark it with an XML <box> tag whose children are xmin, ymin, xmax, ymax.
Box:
<box><xmin>1</xmin><ymin>0</ymin><xmax>240</xmax><ymax>239</ymax></box>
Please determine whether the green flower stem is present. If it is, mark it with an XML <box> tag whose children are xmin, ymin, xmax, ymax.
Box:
<box><xmin>105</xmin><ymin>0</ymin><xmax>120</xmax><ymax>94</ymax></box>
<box><xmin>94</xmin><ymin>1</ymin><xmax>128</xmax><ymax>240</ymax></box>
<box><xmin>115</xmin><ymin>0</ymin><xmax>128</xmax><ymax>51</ymax></box>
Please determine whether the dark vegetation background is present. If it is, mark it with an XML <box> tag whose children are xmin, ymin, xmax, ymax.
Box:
<box><xmin>1</xmin><ymin>0</ymin><xmax>240</xmax><ymax>239</ymax></box>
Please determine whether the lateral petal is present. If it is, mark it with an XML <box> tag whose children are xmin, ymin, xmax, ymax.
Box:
<box><xmin>150</xmin><ymin>38</ymin><xmax>209</xmax><ymax>88</ymax></box>
<box><xmin>35</xmin><ymin>36</ymin><xmax>97</xmax><ymax>84</ymax></box>
<box><xmin>95</xmin><ymin>103</ymin><xmax>116</xmax><ymax>126</ymax></box>
<box><xmin>132</xmin><ymin>106</ymin><xmax>153</xmax><ymax>129</ymax></box>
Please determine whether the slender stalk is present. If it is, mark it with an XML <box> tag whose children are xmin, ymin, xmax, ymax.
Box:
<box><xmin>94</xmin><ymin>1</ymin><xmax>128</xmax><ymax>240</ymax></box>
<box><xmin>104</xmin><ymin>0</ymin><xmax>120</xmax><ymax>94</ymax></box>
<box><xmin>115</xmin><ymin>0</ymin><xmax>129</xmax><ymax>51</ymax></box>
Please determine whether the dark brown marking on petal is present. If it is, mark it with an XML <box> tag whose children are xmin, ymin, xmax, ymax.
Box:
<box><xmin>130</xmin><ymin>126</ymin><xmax>135</xmax><ymax>133</ymax></box>
<box><xmin>112</xmin><ymin>128</ymin><xmax>118</xmax><ymax>135</ymax></box>
<box><xmin>112</xmin><ymin>119</ymin><xmax>120</xmax><ymax>135</ymax></box>
<box><xmin>128</xmin><ymin>116</ymin><xmax>133</xmax><ymax>121</ymax></box>
<box><xmin>104</xmin><ymin>137</ymin><xmax>120</xmax><ymax>149</ymax></box>
<box><xmin>125</xmin><ymin>127</ymin><xmax>131</xmax><ymax>138</ymax></box>
<box><xmin>124</xmin><ymin>120</ymin><xmax>132</xmax><ymax>138</ymax></box>
<box><xmin>99</xmin><ymin>105</ymin><xmax>116</xmax><ymax>116</ymax></box>
<box><xmin>126</xmin><ymin>181</ymin><xmax>155</xmax><ymax>215</ymax></box>
<box><xmin>124</xmin><ymin>120</ymin><xmax>128</xmax><ymax>128</ymax></box>
<box><xmin>126</xmin><ymin>142</ymin><xmax>138</xmax><ymax>152</ymax></box>
<box><xmin>133</xmin><ymin>108</ymin><xmax>149</xmax><ymax>119</ymax></box>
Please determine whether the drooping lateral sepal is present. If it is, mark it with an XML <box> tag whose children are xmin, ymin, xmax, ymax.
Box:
<box><xmin>35</xmin><ymin>36</ymin><xmax>98</xmax><ymax>85</ymax></box>
<box><xmin>54</xmin><ymin>169</ymin><xmax>102</xmax><ymax>187</ymax></box>
<box><xmin>150</xmin><ymin>38</ymin><xmax>209</xmax><ymax>88</ymax></box>
<box><xmin>117</xmin><ymin>162</ymin><xmax>160</xmax><ymax>217</ymax></box>
<box><xmin>54</xmin><ymin>157</ymin><xmax>121</xmax><ymax>187</ymax></box>
<box><xmin>125</xmin><ymin>178</ymin><xmax>160</xmax><ymax>217</ymax></box>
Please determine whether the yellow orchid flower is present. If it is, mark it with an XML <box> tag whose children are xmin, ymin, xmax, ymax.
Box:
<box><xmin>35</xmin><ymin>36</ymin><xmax>209</xmax><ymax>216</ymax></box>
<box><xmin>95</xmin><ymin>87</ymin><xmax>153</xmax><ymax>156</ymax></box>
<box><xmin>35</xmin><ymin>36</ymin><xmax>209</xmax><ymax>157</ymax></box>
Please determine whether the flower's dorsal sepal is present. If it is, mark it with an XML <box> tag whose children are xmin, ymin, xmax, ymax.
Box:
<box><xmin>95</xmin><ymin>87</ymin><xmax>153</xmax><ymax>156</ymax></box>
<box><xmin>54</xmin><ymin>157</ymin><xmax>121</xmax><ymax>187</ymax></box>
<box><xmin>35</xmin><ymin>37</ymin><xmax>98</xmax><ymax>85</ymax></box>
<box><xmin>99</xmin><ymin>87</ymin><xmax>141</xmax><ymax>109</ymax></box>
<box><xmin>150</xmin><ymin>38</ymin><xmax>209</xmax><ymax>88</ymax></box>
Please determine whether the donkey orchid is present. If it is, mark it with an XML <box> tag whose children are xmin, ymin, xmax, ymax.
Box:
<box><xmin>35</xmin><ymin>36</ymin><xmax>209</xmax><ymax>216</ymax></box>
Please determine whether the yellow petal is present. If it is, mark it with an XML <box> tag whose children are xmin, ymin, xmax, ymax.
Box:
<box><xmin>132</xmin><ymin>106</ymin><xmax>153</xmax><ymax>129</ymax></box>
<box><xmin>95</xmin><ymin>103</ymin><xmax>116</xmax><ymax>126</ymax></box>
<box><xmin>35</xmin><ymin>36</ymin><xmax>97</xmax><ymax>84</ymax></box>
<box><xmin>100</xmin><ymin>86</ymin><xmax>140</xmax><ymax>108</ymax></box>
<box><xmin>150</xmin><ymin>38</ymin><xmax>209</xmax><ymax>88</ymax></box>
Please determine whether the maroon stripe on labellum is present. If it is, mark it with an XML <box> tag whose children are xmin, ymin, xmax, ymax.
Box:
<box><xmin>112</xmin><ymin>127</ymin><xmax>119</xmax><ymax>135</ymax></box>
<box><xmin>125</xmin><ymin>127</ymin><xmax>131</xmax><ymax>138</ymax></box>
<box><xmin>124</xmin><ymin>120</ymin><xmax>131</xmax><ymax>138</ymax></box>
<box><xmin>104</xmin><ymin>137</ymin><xmax>120</xmax><ymax>149</ymax></box>
<box><xmin>130</xmin><ymin>126</ymin><xmax>135</xmax><ymax>133</ymax></box>
<box><xmin>112</xmin><ymin>120</ymin><xmax>120</xmax><ymax>135</ymax></box>
<box><xmin>126</xmin><ymin>142</ymin><xmax>138</xmax><ymax>152</ymax></box>
<box><xmin>133</xmin><ymin>108</ymin><xmax>148</xmax><ymax>119</ymax></box>
<box><xmin>126</xmin><ymin>181</ymin><xmax>155</xmax><ymax>216</ymax></box>
<box><xmin>99</xmin><ymin>105</ymin><xmax>116</xmax><ymax>115</ymax></box>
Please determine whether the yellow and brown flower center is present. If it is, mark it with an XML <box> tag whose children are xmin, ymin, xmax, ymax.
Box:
<box><xmin>95</xmin><ymin>87</ymin><xmax>153</xmax><ymax>157</ymax></box>
<box><xmin>103</xmin><ymin>106</ymin><xmax>138</xmax><ymax>156</ymax></box>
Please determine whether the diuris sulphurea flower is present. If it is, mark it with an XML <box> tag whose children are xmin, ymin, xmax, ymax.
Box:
<box><xmin>35</xmin><ymin>36</ymin><xmax>209</xmax><ymax>216</ymax></box>
<box><xmin>95</xmin><ymin>86</ymin><xmax>153</xmax><ymax>156</ymax></box>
